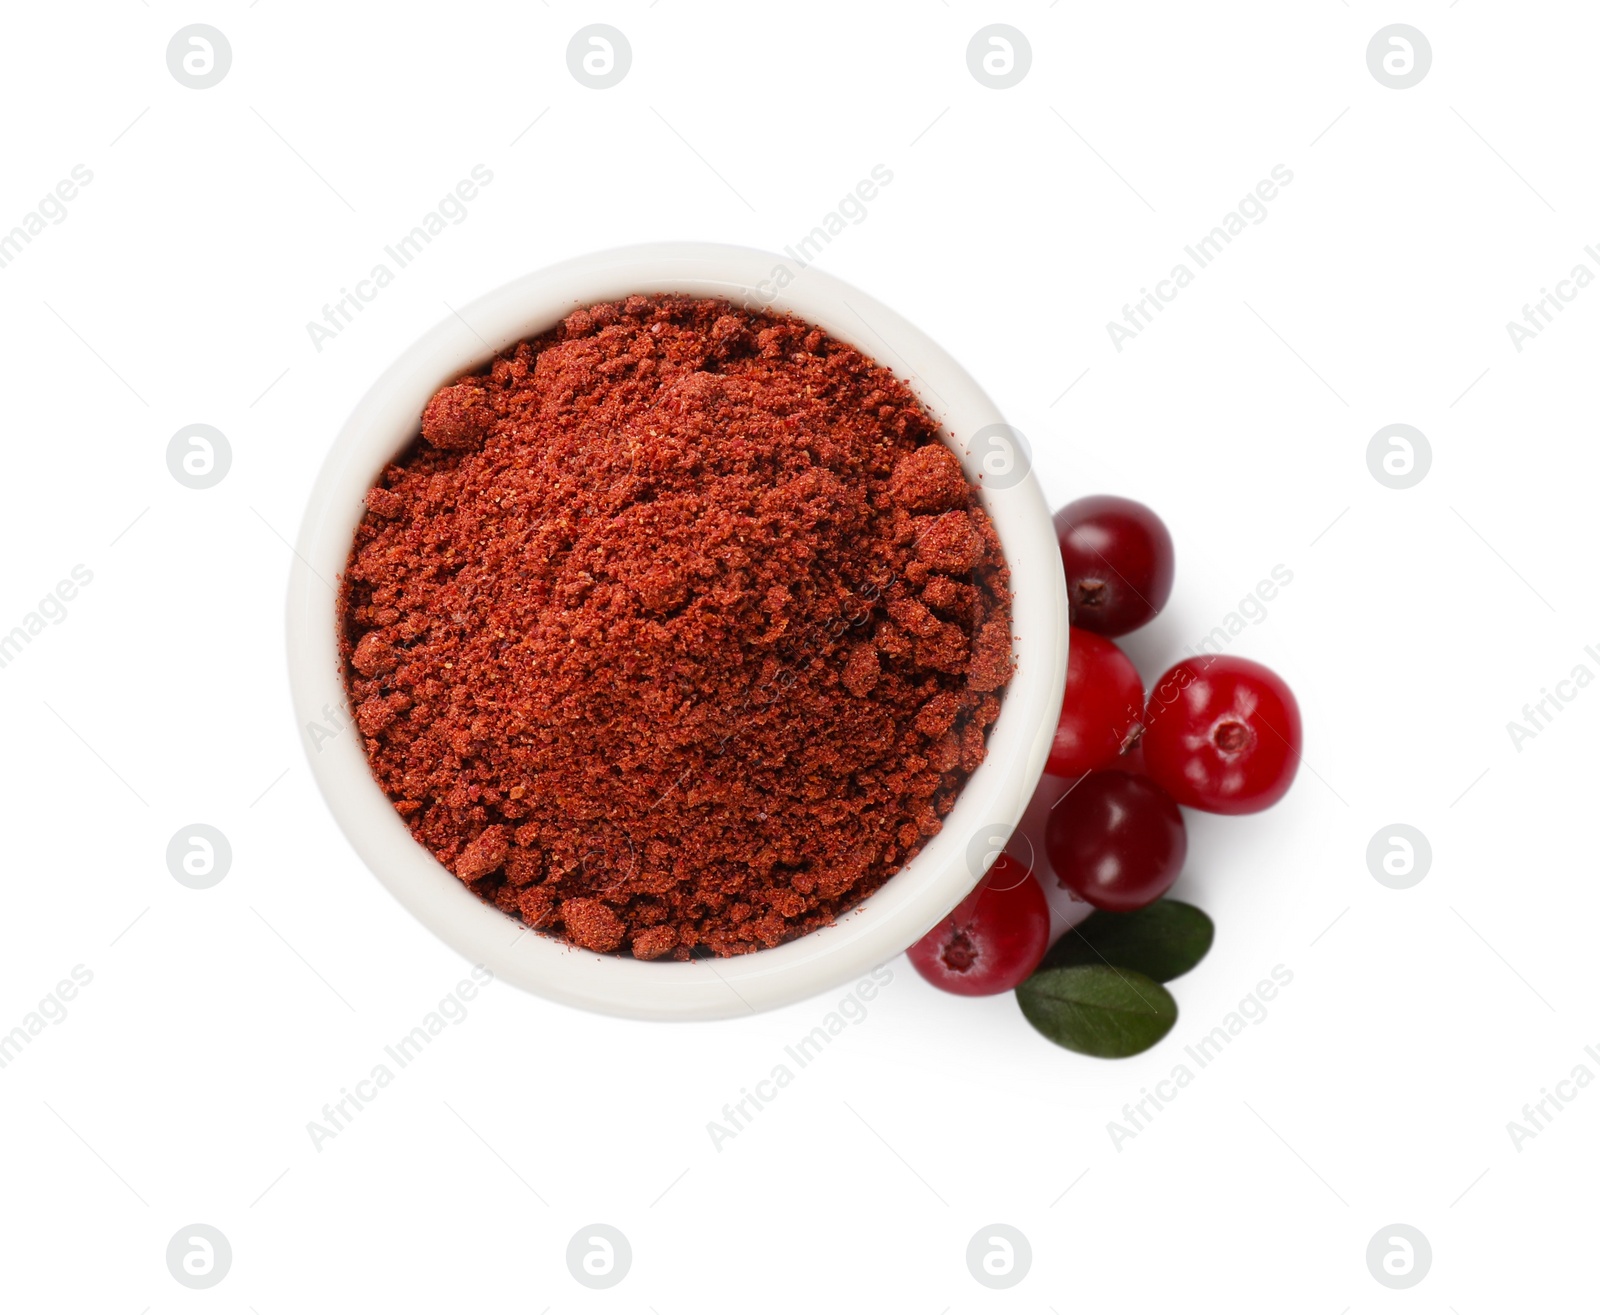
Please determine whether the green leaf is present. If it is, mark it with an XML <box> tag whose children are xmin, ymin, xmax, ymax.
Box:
<box><xmin>1040</xmin><ymin>900</ymin><xmax>1214</xmax><ymax>983</ymax></box>
<box><xmin>1015</xmin><ymin>965</ymin><xmax>1177</xmax><ymax>1058</ymax></box>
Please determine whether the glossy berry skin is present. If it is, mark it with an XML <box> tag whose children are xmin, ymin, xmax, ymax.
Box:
<box><xmin>907</xmin><ymin>855</ymin><xmax>1050</xmax><ymax>996</ymax></box>
<box><xmin>1045</xmin><ymin>771</ymin><xmax>1186</xmax><ymax>913</ymax></box>
<box><xmin>1142</xmin><ymin>656</ymin><xmax>1301</xmax><ymax>814</ymax></box>
<box><xmin>1054</xmin><ymin>495</ymin><xmax>1176</xmax><ymax>637</ymax></box>
<box><xmin>1047</xmin><ymin>628</ymin><xmax>1144</xmax><ymax>778</ymax></box>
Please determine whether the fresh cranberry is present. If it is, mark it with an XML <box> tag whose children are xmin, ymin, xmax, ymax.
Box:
<box><xmin>907</xmin><ymin>854</ymin><xmax>1050</xmax><ymax>996</ymax></box>
<box><xmin>1053</xmin><ymin>495</ymin><xmax>1175</xmax><ymax>637</ymax></box>
<box><xmin>1044</xmin><ymin>771</ymin><xmax>1186</xmax><ymax>912</ymax></box>
<box><xmin>1047</xmin><ymin>628</ymin><xmax>1144</xmax><ymax>778</ymax></box>
<box><xmin>1142</xmin><ymin>656</ymin><xmax>1301</xmax><ymax>814</ymax></box>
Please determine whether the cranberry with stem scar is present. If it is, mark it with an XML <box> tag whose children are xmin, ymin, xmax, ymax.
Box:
<box><xmin>906</xmin><ymin>854</ymin><xmax>1050</xmax><ymax>996</ymax></box>
<box><xmin>1142</xmin><ymin>656</ymin><xmax>1301</xmax><ymax>814</ymax></box>
<box><xmin>1047</xmin><ymin>627</ymin><xmax>1145</xmax><ymax>778</ymax></box>
<box><xmin>1054</xmin><ymin>495</ymin><xmax>1175</xmax><ymax>637</ymax></box>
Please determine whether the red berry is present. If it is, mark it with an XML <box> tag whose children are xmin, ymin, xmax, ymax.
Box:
<box><xmin>907</xmin><ymin>855</ymin><xmax>1050</xmax><ymax>996</ymax></box>
<box><xmin>1045</xmin><ymin>771</ymin><xmax>1186</xmax><ymax>912</ymax></box>
<box><xmin>1142</xmin><ymin>656</ymin><xmax>1301</xmax><ymax>814</ymax></box>
<box><xmin>1047</xmin><ymin>628</ymin><xmax>1144</xmax><ymax>778</ymax></box>
<box><xmin>1054</xmin><ymin>495</ymin><xmax>1175</xmax><ymax>637</ymax></box>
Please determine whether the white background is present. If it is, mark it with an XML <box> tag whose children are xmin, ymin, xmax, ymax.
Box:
<box><xmin>1</xmin><ymin>2</ymin><xmax>1594</xmax><ymax>1309</ymax></box>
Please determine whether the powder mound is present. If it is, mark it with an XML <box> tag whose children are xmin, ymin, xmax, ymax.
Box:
<box><xmin>421</xmin><ymin>382</ymin><xmax>493</xmax><ymax>450</ymax></box>
<box><xmin>350</xmin><ymin>632</ymin><xmax>397</xmax><ymax>677</ymax></box>
<box><xmin>561</xmin><ymin>898</ymin><xmax>626</xmax><ymax>953</ymax></box>
<box><xmin>340</xmin><ymin>295</ymin><xmax>1014</xmax><ymax>959</ymax></box>
<box><xmin>455</xmin><ymin>825</ymin><xmax>508</xmax><ymax>882</ymax></box>
<box><xmin>915</xmin><ymin>510</ymin><xmax>981</xmax><ymax>574</ymax></box>
<box><xmin>890</xmin><ymin>442</ymin><xmax>970</xmax><ymax>513</ymax></box>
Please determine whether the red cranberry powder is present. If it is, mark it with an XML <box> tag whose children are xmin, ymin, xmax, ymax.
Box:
<box><xmin>339</xmin><ymin>295</ymin><xmax>1013</xmax><ymax>959</ymax></box>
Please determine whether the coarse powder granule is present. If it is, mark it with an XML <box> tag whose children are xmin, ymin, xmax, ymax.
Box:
<box><xmin>340</xmin><ymin>294</ymin><xmax>1013</xmax><ymax>959</ymax></box>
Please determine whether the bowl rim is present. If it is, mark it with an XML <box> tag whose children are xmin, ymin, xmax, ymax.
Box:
<box><xmin>286</xmin><ymin>240</ymin><xmax>1067</xmax><ymax>1020</ymax></box>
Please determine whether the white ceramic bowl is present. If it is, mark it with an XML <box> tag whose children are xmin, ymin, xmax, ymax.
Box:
<box><xmin>287</xmin><ymin>242</ymin><xmax>1067</xmax><ymax>1020</ymax></box>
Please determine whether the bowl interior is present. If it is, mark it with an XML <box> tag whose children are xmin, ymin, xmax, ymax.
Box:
<box><xmin>287</xmin><ymin>242</ymin><xmax>1067</xmax><ymax>1020</ymax></box>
